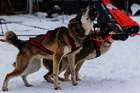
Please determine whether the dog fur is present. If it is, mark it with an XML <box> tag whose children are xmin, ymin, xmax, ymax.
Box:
<box><xmin>1</xmin><ymin>5</ymin><xmax>98</xmax><ymax>91</ymax></box>
<box><xmin>10</xmin><ymin>21</ymin><xmax>129</xmax><ymax>86</ymax></box>
<box><xmin>42</xmin><ymin>23</ymin><xmax>129</xmax><ymax>82</ymax></box>
<box><xmin>16</xmin><ymin>23</ymin><xmax>127</xmax><ymax>84</ymax></box>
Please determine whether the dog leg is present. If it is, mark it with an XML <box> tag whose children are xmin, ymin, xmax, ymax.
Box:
<box><xmin>12</xmin><ymin>62</ymin><xmax>32</xmax><ymax>87</ymax></box>
<box><xmin>58</xmin><ymin>77</ymin><xmax>65</xmax><ymax>81</ymax></box>
<box><xmin>2</xmin><ymin>69</ymin><xmax>24</xmax><ymax>91</ymax></box>
<box><xmin>64</xmin><ymin>67</ymin><xmax>71</xmax><ymax>81</ymax></box>
<box><xmin>53</xmin><ymin>53</ymin><xmax>63</xmax><ymax>90</ymax></box>
<box><xmin>67</xmin><ymin>54</ymin><xmax>78</xmax><ymax>86</ymax></box>
<box><xmin>43</xmin><ymin>58</ymin><xmax>65</xmax><ymax>83</ymax></box>
<box><xmin>43</xmin><ymin>59</ymin><xmax>54</xmax><ymax>83</ymax></box>
<box><xmin>75</xmin><ymin>61</ymin><xmax>84</xmax><ymax>81</ymax></box>
<box><xmin>2</xmin><ymin>54</ymin><xmax>31</xmax><ymax>91</ymax></box>
<box><xmin>64</xmin><ymin>60</ymin><xmax>84</xmax><ymax>81</ymax></box>
<box><xmin>44</xmin><ymin>72</ymin><xmax>54</xmax><ymax>83</ymax></box>
<box><xmin>22</xmin><ymin>75</ymin><xmax>32</xmax><ymax>87</ymax></box>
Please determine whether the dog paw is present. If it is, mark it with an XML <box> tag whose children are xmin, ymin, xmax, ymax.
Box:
<box><xmin>44</xmin><ymin>75</ymin><xmax>54</xmax><ymax>83</ymax></box>
<box><xmin>54</xmin><ymin>86</ymin><xmax>62</xmax><ymax>90</ymax></box>
<box><xmin>76</xmin><ymin>78</ymin><xmax>81</xmax><ymax>81</ymax></box>
<box><xmin>46</xmin><ymin>79</ymin><xmax>54</xmax><ymax>83</ymax></box>
<box><xmin>58</xmin><ymin>77</ymin><xmax>65</xmax><ymax>81</ymax></box>
<box><xmin>72</xmin><ymin>81</ymin><xmax>78</xmax><ymax>86</ymax></box>
<box><xmin>2</xmin><ymin>87</ymin><xmax>8</xmax><ymax>92</ymax></box>
<box><xmin>25</xmin><ymin>84</ymin><xmax>33</xmax><ymax>87</ymax></box>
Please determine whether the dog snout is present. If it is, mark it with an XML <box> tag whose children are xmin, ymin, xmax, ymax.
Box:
<box><xmin>112</xmin><ymin>34</ymin><xmax>128</xmax><ymax>41</ymax></box>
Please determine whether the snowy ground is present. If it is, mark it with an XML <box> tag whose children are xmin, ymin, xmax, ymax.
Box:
<box><xmin>0</xmin><ymin>13</ymin><xmax>140</xmax><ymax>93</ymax></box>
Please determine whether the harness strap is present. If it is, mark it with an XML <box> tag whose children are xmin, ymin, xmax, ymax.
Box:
<box><xmin>90</xmin><ymin>37</ymin><xmax>101</xmax><ymax>57</ymax></box>
<box><xmin>95</xmin><ymin>47</ymin><xmax>101</xmax><ymax>57</ymax></box>
<box><xmin>94</xmin><ymin>40</ymin><xmax>101</xmax><ymax>57</ymax></box>
<box><xmin>29</xmin><ymin>32</ymin><xmax>54</xmax><ymax>55</ymax></box>
<box><xmin>90</xmin><ymin>35</ymin><xmax>112</xmax><ymax>57</ymax></box>
<box><xmin>30</xmin><ymin>40</ymin><xmax>53</xmax><ymax>55</ymax></box>
<box><xmin>92</xmin><ymin>35</ymin><xmax>112</xmax><ymax>44</ymax></box>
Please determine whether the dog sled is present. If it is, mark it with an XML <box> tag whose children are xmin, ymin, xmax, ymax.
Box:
<box><xmin>96</xmin><ymin>0</ymin><xmax>139</xmax><ymax>35</ymax></box>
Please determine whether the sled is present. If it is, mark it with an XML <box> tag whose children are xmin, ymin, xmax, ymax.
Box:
<box><xmin>100</xmin><ymin>0</ymin><xmax>139</xmax><ymax>34</ymax></box>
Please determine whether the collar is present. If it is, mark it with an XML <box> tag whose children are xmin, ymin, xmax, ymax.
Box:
<box><xmin>91</xmin><ymin>35</ymin><xmax>112</xmax><ymax>45</ymax></box>
<box><xmin>90</xmin><ymin>35</ymin><xmax>112</xmax><ymax>57</ymax></box>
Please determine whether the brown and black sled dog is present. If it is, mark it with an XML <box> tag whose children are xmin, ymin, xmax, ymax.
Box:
<box><xmin>0</xmin><ymin>5</ymin><xmax>98</xmax><ymax>91</ymax></box>
<box><xmin>42</xmin><ymin>23</ymin><xmax>129</xmax><ymax>82</ymax></box>
<box><xmin>14</xmin><ymin>23</ymin><xmax>128</xmax><ymax>84</ymax></box>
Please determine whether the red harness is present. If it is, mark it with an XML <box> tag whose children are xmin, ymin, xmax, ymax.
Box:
<box><xmin>90</xmin><ymin>35</ymin><xmax>112</xmax><ymax>57</ymax></box>
<box><xmin>91</xmin><ymin>35</ymin><xmax>112</xmax><ymax>45</ymax></box>
<box><xmin>29</xmin><ymin>30</ymin><xmax>78</xmax><ymax>54</ymax></box>
<box><xmin>29</xmin><ymin>31</ymin><xmax>54</xmax><ymax>55</ymax></box>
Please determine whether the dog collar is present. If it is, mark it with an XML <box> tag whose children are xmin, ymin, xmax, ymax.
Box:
<box><xmin>90</xmin><ymin>35</ymin><xmax>112</xmax><ymax>57</ymax></box>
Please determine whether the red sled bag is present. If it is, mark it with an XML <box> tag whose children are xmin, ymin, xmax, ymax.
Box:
<box><xmin>102</xmin><ymin>0</ymin><xmax>139</xmax><ymax>34</ymax></box>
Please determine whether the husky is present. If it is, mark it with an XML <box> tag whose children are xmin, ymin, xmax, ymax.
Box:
<box><xmin>1</xmin><ymin>5</ymin><xmax>98</xmax><ymax>91</ymax></box>
<box><xmin>42</xmin><ymin>23</ymin><xmax>129</xmax><ymax>82</ymax></box>
<box><xmin>11</xmin><ymin>23</ymin><xmax>128</xmax><ymax>84</ymax></box>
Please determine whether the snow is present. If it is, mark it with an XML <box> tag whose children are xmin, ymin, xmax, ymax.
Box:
<box><xmin>0</xmin><ymin>13</ymin><xmax>140</xmax><ymax>93</ymax></box>
<box><xmin>131</xmin><ymin>4</ymin><xmax>140</xmax><ymax>16</ymax></box>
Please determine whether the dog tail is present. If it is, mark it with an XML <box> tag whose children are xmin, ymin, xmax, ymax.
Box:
<box><xmin>10</xmin><ymin>38</ymin><xmax>25</xmax><ymax>50</ymax></box>
<box><xmin>0</xmin><ymin>31</ymin><xmax>25</xmax><ymax>50</ymax></box>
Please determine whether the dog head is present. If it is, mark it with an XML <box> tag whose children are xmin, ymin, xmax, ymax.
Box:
<box><xmin>88</xmin><ymin>5</ymin><xmax>98</xmax><ymax>21</ymax></box>
<box><xmin>99</xmin><ymin>23</ymin><xmax>129</xmax><ymax>41</ymax></box>
<box><xmin>82</xmin><ymin>5</ymin><xmax>98</xmax><ymax>35</ymax></box>
<box><xmin>76</xmin><ymin>4</ymin><xmax>98</xmax><ymax>36</ymax></box>
<box><xmin>68</xmin><ymin>4</ymin><xmax>98</xmax><ymax>42</ymax></box>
